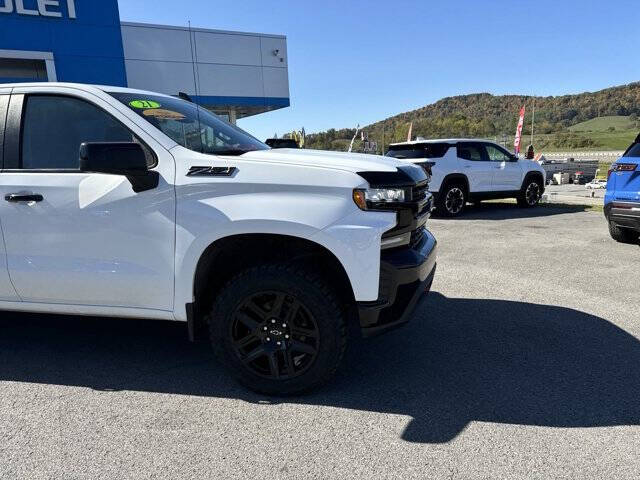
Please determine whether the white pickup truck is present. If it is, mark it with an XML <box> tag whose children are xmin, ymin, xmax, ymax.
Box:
<box><xmin>0</xmin><ymin>83</ymin><xmax>437</xmax><ymax>394</ymax></box>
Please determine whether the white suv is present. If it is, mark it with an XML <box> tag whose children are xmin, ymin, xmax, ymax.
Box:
<box><xmin>387</xmin><ymin>139</ymin><xmax>546</xmax><ymax>216</ymax></box>
<box><xmin>0</xmin><ymin>83</ymin><xmax>437</xmax><ymax>395</ymax></box>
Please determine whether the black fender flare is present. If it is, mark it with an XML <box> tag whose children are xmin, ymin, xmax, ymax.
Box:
<box><xmin>520</xmin><ymin>171</ymin><xmax>545</xmax><ymax>192</ymax></box>
<box><xmin>439</xmin><ymin>173</ymin><xmax>470</xmax><ymax>196</ymax></box>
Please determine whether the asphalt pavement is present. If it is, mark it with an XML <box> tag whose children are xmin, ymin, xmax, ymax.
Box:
<box><xmin>1</xmin><ymin>203</ymin><xmax>639</xmax><ymax>479</ymax></box>
<box><xmin>544</xmin><ymin>183</ymin><xmax>606</xmax><ymax>205</ymax></box>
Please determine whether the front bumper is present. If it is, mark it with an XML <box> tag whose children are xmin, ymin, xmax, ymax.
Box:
<box><xmin>357</xmin><ymin>229</ymin><xmax>437</xmax><ymax>337</ymax></box>
<box><xmin>605</xmin><ymin>201</ymin><xmax>640</xmax><ymax>232</ymax></box>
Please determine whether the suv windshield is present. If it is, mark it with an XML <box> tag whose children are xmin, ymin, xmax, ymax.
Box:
<box><xmin>386</xmin><ymin>143</ymin><xmax>450</xmax><ymax>159</ymax></box>
<box><xmin>109</xmin><ymin>92</ymin><xmax>268</xmax><ymax>156</ymax></box>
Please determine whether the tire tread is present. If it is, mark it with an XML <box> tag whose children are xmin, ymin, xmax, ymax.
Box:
<box><xmin>608</xmin><ymin>220</ymin><xmax>639</xmax><ymax>244</ymax></box>
<box><xmin>208</xmin><ymin>263</ymin><xmax>347</xmax><ymax>395</ymax></box>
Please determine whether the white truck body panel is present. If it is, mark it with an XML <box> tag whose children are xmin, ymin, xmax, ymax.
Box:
<box><xmin>0</xmin><ymin>83</ymin><xmax>403</xmax><ymax>321</ymax></box>
<box><xmin>171</xmin><ymin>145</ymin><xmax>397</xmax><ymax>321</ymax></box>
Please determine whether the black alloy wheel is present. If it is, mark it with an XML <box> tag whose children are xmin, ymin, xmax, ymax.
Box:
<box><xmin>518</xmin><ymin>179</ymin><xmax>542</xmax><ymax>207</ymax></box>
<box><xmin>230</xmin><ymin>291</ymin><xmax>319</xmax><ymax>380</ymax></box>
<box><xmin>437</xmin><ymin>183</ymin><xmax>466</xmax><ymax>217</ymax></box>
<box><xmin>209</xmin><ymin>264</ymin><xmax>346</xmax><ymax>395</ymax></box>
<box><xmin>525</xmin><ymin>181</ymin><xmax>541</xmax><ymax>205</ymax></box>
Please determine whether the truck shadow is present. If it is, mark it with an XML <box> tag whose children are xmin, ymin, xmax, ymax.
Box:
<box><xmin>434</xmin><ymin>202</ymin><xmax>592</xmax><ymax>220</ymax></box>
<box><xmin>0</xmin><ymin>292</ymin><xmax>638</xmax><ymax>444</ymax></box>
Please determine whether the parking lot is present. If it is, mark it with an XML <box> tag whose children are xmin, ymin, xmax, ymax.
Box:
<box><xmin>544</xmin><ymin>184</ymin><xmax>606</xmax><ymax>205</ymax></box>
<box><xmin>1</xmin><ymin>204</ymin><xmax>638</xmax><ymax>479</ymax></box>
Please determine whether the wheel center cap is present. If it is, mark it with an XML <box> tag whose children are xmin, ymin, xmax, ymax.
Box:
<box><xmin>264</xmin><ymin>318</ymin><xmax>290</xmax><ymax>344</ymax></box>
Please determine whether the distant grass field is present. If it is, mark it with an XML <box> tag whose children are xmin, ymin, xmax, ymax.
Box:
<box><xmin>528</xmin><ymin>116</ymin><xmax>637</xmax><ymax>152</ymax></box>
<box><xmin>568</xmin><ymin>115</ymin><xmax>637</xmax><ymax>132</ymax></box>
<box><xmin>531</xmin><ymin>130</ymin><xmax>635</xmax><ymax>151</ymax></box>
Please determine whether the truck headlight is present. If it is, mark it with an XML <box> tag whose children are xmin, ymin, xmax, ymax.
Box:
<box><xmin>353</xmin><ymin>188</ymin><xmax>406</xmax><ymax>210</ymax></box>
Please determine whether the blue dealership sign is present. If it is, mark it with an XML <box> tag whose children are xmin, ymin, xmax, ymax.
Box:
<box><xmin>0</xmin><ymin>0</ymin><xmax>127</xmax><ymax>86</ymax></box>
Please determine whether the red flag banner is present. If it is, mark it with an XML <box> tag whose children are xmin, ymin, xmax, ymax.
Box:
<box><xmin>514</xmin><ymin>106</ymin><xmax>526</xmax><ymax>154</ymax></box>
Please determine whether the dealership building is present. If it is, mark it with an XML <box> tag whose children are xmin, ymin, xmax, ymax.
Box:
<box><xmin>0</xmin><ymin>0</ymin><xmax>290</xmax><ymax>123</ymax></box>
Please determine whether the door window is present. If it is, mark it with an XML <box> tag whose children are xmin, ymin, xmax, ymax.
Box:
<box><xmin>20</xmin><ymin>95</ymin><xmax>149</xmax><ymax>170</ymax></box>
<box><xmin>457</xmin><ymin>143</ymin><xmax>485</xmax><ymax>161</ymax></box>
<box><xmin>485</xmin><ymin>144</ymin><xmax>512</xmax><ymax>162</ymax></box>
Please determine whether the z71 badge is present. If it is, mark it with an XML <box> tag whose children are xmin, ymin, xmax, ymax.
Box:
<box><xmin>187</xmin><ymin>166</ymin><xmax>238</xmax><ymax>177</ymax></box>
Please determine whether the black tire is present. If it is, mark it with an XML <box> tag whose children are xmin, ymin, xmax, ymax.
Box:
<box><xmin>436</xmin><ymin>183</ymin><xmax>467</xmax><ymax>217</ymax></box>
<box><xmin>518</xmin><ymin>177</ymin><xmax>543</xmax><ymax>208</ymax></box>
<box><xmin>208</xmin><ymin>264</ymin><xmax>347</xmax><ymax>395</ymax></box>
<box><xmin>608</xmin><ymin>220</ymin><xmax>639</xmax><ymax>244</ymax></box>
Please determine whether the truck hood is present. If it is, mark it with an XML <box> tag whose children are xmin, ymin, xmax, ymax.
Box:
<box><xmin>238</xmin><ymin>148</ymin><xmax>402</xmax><ymax>173</ymax></box>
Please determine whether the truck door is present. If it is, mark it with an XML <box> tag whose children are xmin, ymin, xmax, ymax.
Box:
<box><xmin>0</xmin><ymin>89</ymin><xmax>176</xmax><ymax>310</ymax></box>
<box><xmin>0</xmin><ymin>91</ymin><xmax>21</xmax><ymax>301</ymax></box>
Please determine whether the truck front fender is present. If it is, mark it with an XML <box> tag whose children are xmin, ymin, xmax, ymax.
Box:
<box><xmin>173</xmin><ymin>187</ymin><xmax>396</xmax><ymax>321</ymax></box>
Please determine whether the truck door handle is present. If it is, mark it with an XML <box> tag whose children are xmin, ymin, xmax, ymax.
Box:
<box><xmin>5</xmin><ymin>193</ymin><xmax>44</xmax><ymax>203</ymax></box>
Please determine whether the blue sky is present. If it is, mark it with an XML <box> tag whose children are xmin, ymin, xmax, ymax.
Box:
<box><xmin>119</xmin><ymin>0</ymin><xmax>640</xmax><ymax>141</ymax></box>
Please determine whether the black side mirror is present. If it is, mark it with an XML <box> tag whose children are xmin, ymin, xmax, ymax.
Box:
<box><xmin>79</xmin><ymin>142</ymin><xmax>159</xmax><ymax>192</ymax></box>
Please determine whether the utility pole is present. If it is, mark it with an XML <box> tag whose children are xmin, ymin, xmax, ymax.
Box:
<box><xmin>531</xmin><ymin>99</ymin><xmax>536</xmax><ymax>147</ymax></box>
<box><xmin>382</xmin><ymin>121</ymin><xmax>385</xmax><ymax>155</ymax></box>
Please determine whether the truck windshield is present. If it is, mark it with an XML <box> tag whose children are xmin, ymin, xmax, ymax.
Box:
<box><xmin>108</xmin><ymin>92</ymin><xmax>268</xmax><ymax>156</ymax></box>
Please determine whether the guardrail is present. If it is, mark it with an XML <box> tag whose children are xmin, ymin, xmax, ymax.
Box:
<box><xmin>541</xmin><ymin>151</ymin><xmax>623</xmax><ymax>162</ymax></box>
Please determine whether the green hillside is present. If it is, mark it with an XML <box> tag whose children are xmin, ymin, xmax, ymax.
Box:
<box><xmin>568</xmin><ymin>115</ymin><xmax>636</xmax><ymax>132</ymax></box>
<box><xmin>305</xmin><ymin>83</ymin><xmax>640</xmax><ymax>153</ymax></box>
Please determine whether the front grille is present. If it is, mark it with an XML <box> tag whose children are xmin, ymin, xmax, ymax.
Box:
<box><xmin>407</xmin><ymin>181</ymin><xmax>432</xmax><ymax>247</ymax></box>
<box><xmin>380</xmin><ymin>179</ymin><xmax>433</xmax><ymax>248</ymax></box>
<box><xmin>411</xmin><ymin>181</ymin><xmax>432</xmax><ymax>218</ymax></box>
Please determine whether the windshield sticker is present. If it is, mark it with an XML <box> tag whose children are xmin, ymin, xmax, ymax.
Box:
<box><xmin>129</xmin><ymin>100</ymin><xmax>161</xmax><ymax>109</ymax></box>
<box><xmin>142</xmin><ymin>108</ymin><xmax>186</xmax><ymax>120</ymax></box>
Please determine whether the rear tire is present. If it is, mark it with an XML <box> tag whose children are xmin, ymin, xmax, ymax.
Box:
<box><xmin>208</xmin><ymin>264</ymin><xmax>347</xmax><ymax>395</ymax></box>
<box><xmin>608</xmin><ymin>220</ymin><xmax>639</xmax><ymax>244</ymax></box>
<box><xmin>436</xmin><ymin>183</ymin><xmax>467</xmax><ymax>217</ymax></box>
<box><xmin>518</xmin><ymin>178</ymin><xmax>543</xmax><ymax>208</ymax></box>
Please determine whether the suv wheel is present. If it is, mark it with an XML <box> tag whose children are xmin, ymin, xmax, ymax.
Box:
<box><xmin>437</xmin><ymin>184</ymin><xmax>466</xmax><ymax>217</ymax></box>
<box><xmin>208</xmin><ymin>264</ymin><xmax>347</xmax><ymax>395</ymax></box>
<box><xmin>608</xmin><ymin>220</ymin><xmax>639</xmax><ymax>244</ymax></box>
<box><xmin>518</xmin><ymin>178</ymin><xmax>542</xmax><ymax>208</ymax></box>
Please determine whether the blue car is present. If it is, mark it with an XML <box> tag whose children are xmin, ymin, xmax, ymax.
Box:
<box><xmin>605</xmin><ymin>135</ymin><xmax>640</xmax><ymax>244</ymax></box>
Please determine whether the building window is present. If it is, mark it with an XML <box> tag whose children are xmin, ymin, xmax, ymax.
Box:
<box><xmin>0</xmin><ymin>58</ymin><xmax>48</xmax><ymax>83</ymax></box>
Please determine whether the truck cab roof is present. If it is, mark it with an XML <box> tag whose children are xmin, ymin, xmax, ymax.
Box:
<box><xmin>0</xmin><ymin>82</ymin><xmax>177</xmax><ymax>99</ymax></box>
